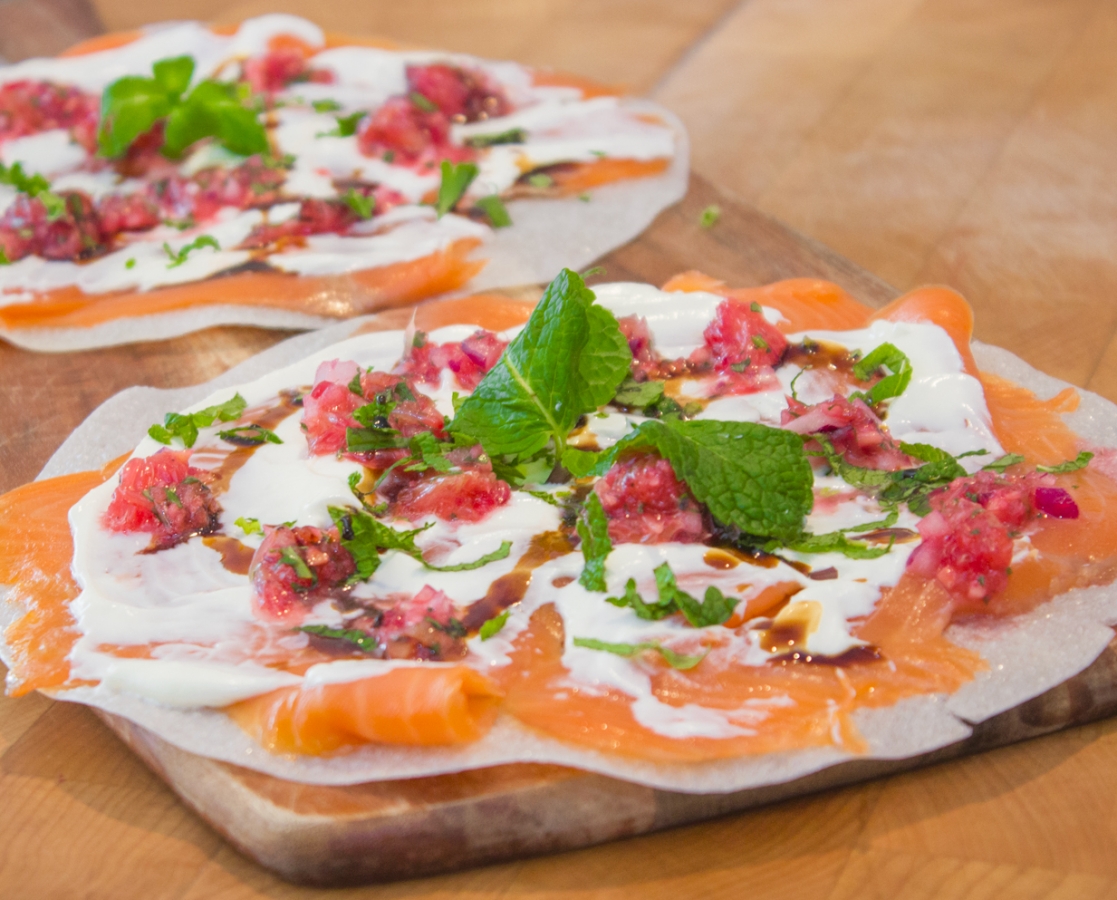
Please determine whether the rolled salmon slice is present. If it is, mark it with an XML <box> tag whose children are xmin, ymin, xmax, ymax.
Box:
<box><xmin>227</xmin><ymin>666</ymin><xmax>504</xmax><ymax>753</ymax></box>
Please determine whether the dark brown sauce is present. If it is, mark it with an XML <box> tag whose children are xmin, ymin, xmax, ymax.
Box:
<box><xmin>784</xmin><ymin>339</ymin><xmax>861</xmax><ymax>375</ymax></box>
<box><xmin>769</xmin><ymin>645</ymin><xmax>883</xmax><ymax>667</ymax></box>
<box><xmin>703</xmin><ymin>549</ymin><xmax>739</xmax><ymax>570</ymax></box>
<box><xmin>858</xmin><ymin>527</ymin><xmax>920</xmax><ymax>544</ymax></box>
<box><xmin>202</xmin><ymin>535</ymin><xmax>255</xmax><ymax>575</ymax></box>
<box><xmin>552</xmin><ymin>575</ymin><xmax>575</xmax><ymax>588</ymax></box>
<box><xmin>807</xmin><ymin>566</ymin><xmax>839</xmax><ymax>581</ymax></box>
<box><xmin>461</xmin><ymin>530</ymin><xmax>574</xmax><ymax>631</ymax></box>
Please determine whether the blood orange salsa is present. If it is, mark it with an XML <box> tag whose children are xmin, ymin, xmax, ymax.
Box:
<box><xmin>0</xmin><ymin>15</ymin><xmax>681</xmax><ymax>347</ymax></box>
<box><xmin>3</xmin><ymin>270</ymin><xmax>1117</xmax><ymax>774</ymax></box>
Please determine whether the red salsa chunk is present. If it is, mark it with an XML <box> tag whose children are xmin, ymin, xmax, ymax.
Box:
<box><xmin>397</xmin><ymin>329</ymin><xmax>507</xmax><ymax>391</ymax></box>
<box><xmin>249</xmin><ymin>524</ymin><xmax>356</xmax><ymax>622</ymax></box>
<box><xmin>102</xmin><ymin>448</ymin><xmax>221</xmax><ymax>551</ymax></box>
<box><xmin>594</xmin><ymin>452</ymin><xmax>707</xmax><ymax>544</ymax></box>
<box><xmin>781</xmin><ymin>393</ymin><xmax>915</xmax><ymax>471</ymax></box>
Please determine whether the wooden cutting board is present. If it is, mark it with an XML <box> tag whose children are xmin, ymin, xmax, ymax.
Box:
<box><xmin>7</xmin><ymin>175</ymin><xmax>1117</xmax><ymax>887</ymax></box>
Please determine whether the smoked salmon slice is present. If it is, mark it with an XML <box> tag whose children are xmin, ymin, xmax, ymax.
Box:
<box><xmin>228</xmin><ymin>666</ymin><xmax>503</xmax><ymax>753</ymax></box>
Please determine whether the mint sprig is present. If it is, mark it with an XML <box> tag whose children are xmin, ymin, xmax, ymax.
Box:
<box><xmin>148</xmin><ymin>393</ymin><xmax>247</xmax><ymax>447</ymax></box>
<box><xmin>449</xmin><ymin>268</ymin><xmax>631</xmax><ymax>464</ymax></box>
<box><xmin>298</xmin><ymin>624</ymin><xmax>377</xmax><ymax>653</ymax></box>
<box><xmin>576</xmin><ymin>492</ymin><xmax>612</xmax><ymax>592</ymax></box>
<box><xmin>475</xmin><ymin>194</ymin><xmax>512</xmax><ymax>228</ymax></box>
<box><xmin>99</xmin><ymin>55</ymin><xmax>268</xmax><ymax>159</ymax></box>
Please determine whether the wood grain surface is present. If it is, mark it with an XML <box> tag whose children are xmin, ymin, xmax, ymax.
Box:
<box><xmin>5</xmin><ymin>2</ymin><xmax>1117</xmax><ymax>897</ymax></box>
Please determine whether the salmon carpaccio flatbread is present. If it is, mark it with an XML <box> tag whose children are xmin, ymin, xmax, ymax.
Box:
<box><xmin>0</xmin><ymin>14</ymin><xmax>685</xmax><ymax>351</ymax></box>
<box><xmin>4</xmin><ymin>272</ymin><xmax>1117</xmax><ymax>793</ymax></box>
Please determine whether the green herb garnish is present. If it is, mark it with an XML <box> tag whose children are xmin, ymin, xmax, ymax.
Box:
<box><xmin>1037</xmin><ymin>451</ymin><xmax>1093</xmax><ymax>474</ymax></box>
<box><xmin>699</xmin><ymin>205</ymin><xmax>721</xmax><ymax>228</ymax></box>
<box><xmin>449</xmin><ymin>268</ymin><xmax>631</xmax><ymax>466</ymax></box>
<box><xmin>475</xmin><ymin>194</ymin><xmax>512</xmax><ymax>228</ymax></box>
<box><xmin>464</xmin><ymin>128</ymin><xmax>526</xmax><ymax>148</ymax></box>
<box><xmin>163</xmin><ymin>234</ymin><xmax>220</xmax><ymax>268</ymax></box>
<box><xmin>148</xmin><ymin>393</ymin><xmax>247</xmax><ymax>447</ymax></box>
<box><xmin>0</xmin><ymin>161</ymin><xmax>66</xmax><ymax>221</ymax></box>
<box><xmin>298</xmin><ymin>624</ymin><xmax>376</xmax><ymax>653</ymax></box>
<box><xmin>572</xmin><ymin>637</ymin><xmax>706</xmax><ymax>671</ymax></box>
<box><xmin>98</xmin><ymin>55</ymin><xmax>268</xmax><ymax>158</ymax></box>
<box><xmin>342</xmin><ymin>188</ymin><xmax>375</xmax><ymax>219</ymax></box>
<box><xmin>851</xmin><ymin>343</ymin><xmax>913</xmax><ymax>406</ymax></box>
<box><xmin>435</xmin><ymin>161</ymin><xmax>479</xmax><ymax>217</ymax></box>
<box><xmin>606</xmin><ymin>563</ymin><xmax>736</xmax><ymax>628</ymax></box>
<box><xmin>576</xmin><ymin>492</ymin><xmax>612</xmax><ymax>592</ymax></box>
<box><xmin>528</xmin><ymin>173</ymin><xmax>553</xmax><ymax>189</ymax></box>
<box><xmin>235</xmin><ymin>516</ymin><xmax>262</xmax><ymax>535</ymax></box>
<box><xmin>479</xmin><ymin>611</ymin><xmax>510</xmax><ymax>640</ymax></box>
<box><xmin>217</xmin><ymin>424</ymin><xmax>282</xmax><ymax>445</ymax></box>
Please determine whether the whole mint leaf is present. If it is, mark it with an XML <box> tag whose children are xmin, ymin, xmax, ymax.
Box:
<box><xmin>599</xmin><ymin>418</ymin><xmax>813</xmax><ymax>542</ymax></box>
<box><xmin>450</xmin><ymin>268</ymin><xmax>631</xmax><ymax>461</ymax></box>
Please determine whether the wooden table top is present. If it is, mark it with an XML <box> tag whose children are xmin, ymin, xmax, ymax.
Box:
<box><xmin>4</xmin><ymin>1</ymin><xmax>1117</xmax><ymax>897</ymax></box>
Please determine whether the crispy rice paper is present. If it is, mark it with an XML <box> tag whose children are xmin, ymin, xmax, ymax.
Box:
<box><xmin>5</xmin><ymin>319</ymin><xmax>1116</xmax><ymax>795</ymax></box>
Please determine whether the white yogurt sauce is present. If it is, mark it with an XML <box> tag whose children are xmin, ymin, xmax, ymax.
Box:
<box><xmin>65</xmin><ymin>283</ymin><xmax>1004</xmax><ymax>739</ymax></box>
<box><xmin>0</xmin><ymin>16</ymin><xmax>677</xmax><ymax>303</ymax></box>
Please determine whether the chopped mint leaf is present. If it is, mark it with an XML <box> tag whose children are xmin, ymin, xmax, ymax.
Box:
<box><xmin>435</xmin><ymin>161</ymin><xmax>479</xmax><ymax>217</ymax></box>
<box><xmin>606</xmin><ymin>563</ymin><xmax>736</xmax><ymax>628</ymax></box>
<box><xmin>0</xmin><ymin>161</ymin><xmax>66</xmax><ymax>220</ymax></box>
<box><xmin>523</xmin><ymin>489</ymin><xmax>561</xmax><ymax>506</ymax></box>
<box><xmin>653</xmin><ymin>562</ymin><xmax>736</xmax><ymax>627</ymax></box>
<box><xmin>983</xmin><ymin>453</ymin><xmax>1026</xmax><ymax>473</ymax></box>
<box><xmin>423</xmin><ymin>540</ymin><xmax>513</xmax><ymax>572</ymax></box>
<box><xmin>319</xmin><ymin>110</ymin><xmax>365</xmax><ymax>138</ymax></box>
<box><xmin>311</xmin><ymin>98</ymin><xmax>343</xmax><ymax>112</ymax></box>
<box><xmin>279</xmin><ymin>546</ymin><xmax>315</xmax><ymax>581</ymax></box>
<box><xmin>772</xmin><ymin>530</ymin><xmax>893</xmax><ymax>560</ymax></box>
<box><xmin>345</xmin><ymin>427</ymin><xmax>408</xmax><ymax>453</ymax></box>
<box><xmin>449</xmin><ymin>268</ymin><xmax>632</xmax><ymax>466</ymax></box>
<box><xmin>612</xmin><ymin>375</ymin><xmax>664</xmax><ymax>409</ymax></box>
<box><xmin>235</xmin><ymin>516</ymin><xmax>262</xmax><ymax>536</ymax></box>
<box><xmin>464</xmin><ymin>128</ymin><xmax>526</xmax><ymax>148</ymax></box>
<box><xmin>348</xmin><ymin>371</ymin><xmax>364</xmax><ymax>395</ymax></box>
<box><xmin>298</xmin><ymin>624</ymin><xmax>377</xmax><ymax>653</ymax></box>
<box><xmin>572</xmin><ymin>636</ymin><xmax>706</xmax><ymax>671</ymax></box>
<box><xmin>475</xmin><ymin>194</ymin><xmax>512</xmax><ymax>228</ymax></box>
<box><xmin>1037</xmin><ymin>451</ymin><xmax>1093</xmax><ymax>474</ymax></box>
<box><xmin>328</xmin><ymin>505</ymin><xmax>506</xmax><ymax>577</ymax></box>
<box><xmin>404</xmin><ymin>432</ymin><xmax>456</xmax><ymax>473</ymax></box>
<box><xmin>163</xmin><ymin>234</ymin><xmax>220</xmax><ymax>268</ymax></box>
<box><xmin>851</xmin><ymin>343</ymin><xmax>913</xmax><ymax>406</ymax></box>
<box><xmin>147</xmin><ymin>393</ymin><xmax>246</xmax><ymax>447</ymax></box>
<box><xmin>699</xmin><ymin>205</ymin><xmax>721</xmax><ymax>228</ymax></box>
<box><xmin>125</xmin><ymin>257</ymin><xmax>136</xmax><ymax>269</ymax></box>
<box><xmin>578</xmin><ymin>192</ymin><xmax>592</xmax><ymax>202</ymax></box>
<box><xmin>328</xmin><ymin>505</ymin><xmax>429</xmax><ymax>582</ymax></box>
<box><xmin>577</xmin><ymin>492</ymin><xmax>612</xmax><ymax>592</ymax></box>
<box><xmin>528</xmin><ymin>173</ymin><xmax>553</xmax><ymax>188</ymax></box>
<box><xmin>217</xmin><ymin>424</ymin><xmax>282</xmax><ymax>446</ymax></box>
<box><xmin>409</xmin><ymin>91</ymin><xmax>438</xmax><ymax>112</ymax></box>
<box><xmin>0</xmin><ymin>247</ymin><xmax>8</xmax><ymax>266</ymax></box>
<box><xmin>342</xmin><ymin>188</ymin><xmax>375</xmax><ymax>219</ymax></box>
<box><xmin>593</xmin><ymin>419</ymin><xmax>813</xmax><ymax>543</ymax></box>
<box><xmin>479</xmin><ymin>611</ymin><xmax>510</xmax><ymax>640</ymax></box>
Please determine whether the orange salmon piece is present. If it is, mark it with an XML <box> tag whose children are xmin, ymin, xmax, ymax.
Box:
<box><xmin>227</xmin><ymin>666</ymin><xmax>503</xmax><ymax>753</ymax></box>
<box><xmin>662</xmin><ymin>272</ymin><xmax>874</xmax><ymax>333</ymax></box>
<box><xmin>548</xmin><ymin>158</ymin><xmax>670</xmax><ymax>194</ymax></box>
<box><xmin>870</xmin><ymin>286</ymin><xmax>979</xmax><ymax>377</ymax></box>
<box><xmin>0</xmin><ymin>240</ymin><xmax>485</xmax><ymax>330</ymax></box>
<box><xmin>0</xmin><ymin>468</ymin><xmax>113</xmax><ymax>694</ymax></box>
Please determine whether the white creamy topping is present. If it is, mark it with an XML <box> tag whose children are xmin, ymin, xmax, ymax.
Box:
<box><xmin>0</xmin><ymin>17</ymin><xmax>676</xmax><ymax>303</ymax></box>
<box><xmin>65</xmin><ymin>283</ymin><xmax>1003</xmax><ymax>736</ymax></box>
